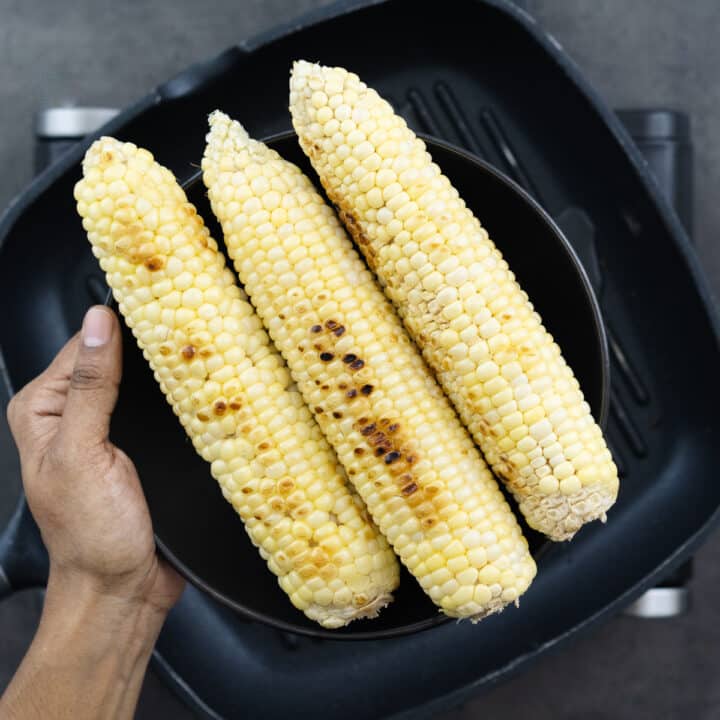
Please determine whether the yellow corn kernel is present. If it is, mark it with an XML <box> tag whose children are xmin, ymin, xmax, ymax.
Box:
<box><xmin>290</xmin><ymin>61</ymin><xmax>619</xmax><ymax>541</ymax></box>
<box><xmin>202</xmin><ymin>111</ymin><xmax>536</xmax><ymax>620</ymax></box>
<box><xmin>75</xmin><ymin>136</ymin><xmax>399</xmax><ymax>629</ymax></box>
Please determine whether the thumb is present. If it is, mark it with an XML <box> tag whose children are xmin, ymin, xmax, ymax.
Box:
<box><xmin>59</xmin><ymin>306</ymin><xmax>122</xmax><ymax>447</ymax></box>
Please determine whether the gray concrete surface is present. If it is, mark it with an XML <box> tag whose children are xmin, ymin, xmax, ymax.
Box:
<box><xmin>1</xmin><ymin>1</ymin><xmax>719</xmax><ymax>718</ymax></box>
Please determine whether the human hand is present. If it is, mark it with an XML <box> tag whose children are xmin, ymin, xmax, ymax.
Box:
<box><xmin>6</xmin><ymin>305</ymin><xmax>184</xmax><ymax>612</ymax></box>
<box><xmin>0</xmin><ymin>306</ymin><xmax>185</xmax><ymax>719</ymax></box>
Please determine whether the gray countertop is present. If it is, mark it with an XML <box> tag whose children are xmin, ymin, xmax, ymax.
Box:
<box><xmin>1</xmin><ymin>1</ymin><xmax>719</xmax><ymax>718</ymax></box>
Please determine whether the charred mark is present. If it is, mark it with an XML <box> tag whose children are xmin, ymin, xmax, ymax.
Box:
<box><xmin>374</xmin><ymin>447</ymin><xmax>386</xmax><ymax>457</ymax></box>
<box><xmin>144</xmin><ymin>256</ymin><xmax>165</xmax><ymax>271</ymax></box>
<box><xmin>325</xmin><ymin>320</ymin><xmax>338</xmax><ymax>330</ymax></box>
<box><xmin>350</xmin><ymin>359</ymin><xmax>364</xmax><ymax>370</ymax></box>
<box><xmin>342</xmin><ymin>353</ymin><xmax>357</xmax><ymax>364</ymax></box>
<box><xmin>332</xmin><ymin>411</ymin><xmax>343</xmax><ymax>419</ymax></box>
<box><xmin>361</xmin><ymin>384</ymin><xmax>373</xmax><ymax>395</ymax></box>
<box><xmin>354</xmin><ymin>448</ymin><xmax>365</xmax><ymax>456</ymax></box>
<box><xmin>339</xmin><ymin>382</ymin><xmax>348</xmax><ymax>390</ymax></box>
<box><xmin>181</xmin><ymin>345</ymin><xmax>196</xmax><ymax>360</ymax></box>
<box><xmin>361</xmin><ymin>423</ymin><xmax>377</xmax><ymax>436</ymax></box>
<box><xmin>320</xmin><ymin>352</ymin><xmax>334</xmax><ymax>362</ymax></box>
<box><xmin>401</xmin><ymin>482</ymin><xmax>419</xmax><ymax>496</ymax></box>
<box><xmin>385</xmin><ymin>451</ymin><xmax>401</xmax><ymax>464</ymax></box>
<box><xmin>346</xmin><ymin>389</ymin><xmax>358</xmax><ymax>399</ymax></box>
<box><xmin>315</xmin><ymin>406</ymin><xmax>324</xmax><ymax>414</ymax></box>
<box><xmin>311</xmin><ymin>325</ymin><xmax>322</xmax><ymax>333</ymax></box>
<box><xmin>333</xmin><ymin>326</ymin><xmax>346</xmax><ymax>337</ymax></box>
<box><xmin>388</xmin><ymin>423</ymin><xmax>399</xmax><ymax>434</ymax></box>
<box><xmin>213</xmin><ymin>401</ymin><xmax>227</xmax><ymax>416</ymax></box>
<box><xmin>369</xmin><ymin>432</ymin><xmax>387</xmax><ymax>447</ymax></box>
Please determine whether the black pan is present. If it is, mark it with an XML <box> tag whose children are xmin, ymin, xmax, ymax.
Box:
<box><xmin>0</xmin><ymin>131</ymin><xmax>608</xmax><ymax>639</ymax></box>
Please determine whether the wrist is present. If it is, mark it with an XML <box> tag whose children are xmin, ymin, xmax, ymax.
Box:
<box><xmin>41</xmin><ymin>568</ymin><xmax>168</xmax><ymax>661</ymax></box>
<box><xmin>0</xmin><ymin>569</ymin><xmax>168</xmax><ymax>720</ymax></box>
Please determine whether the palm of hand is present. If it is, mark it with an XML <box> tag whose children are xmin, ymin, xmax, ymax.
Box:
<box><xmin>7</xmin><ymin>314</ymin><xmax>183</xmax><ymax>611</ymax></box>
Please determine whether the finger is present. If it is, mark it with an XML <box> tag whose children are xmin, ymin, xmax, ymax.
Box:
<box><xmin>58</xmin><ymin>306</ymin><xmax>122</xmax><ymax>447</ymax></box>
<box><xmin>6</xmin><ymin>334</ymin><xmax>81</xmax><ymax>454</ymax></box>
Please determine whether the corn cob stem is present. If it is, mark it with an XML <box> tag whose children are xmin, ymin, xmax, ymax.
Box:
<box><xmin>203</xmin><ymin>111</ymin><xmax>536</xmax><ymax>619</ymax></box>
<box><xmin>289</xmin><ymin>61</ymin><xmax>619</xmax><ymax>541</ymax></box>
<box><xmin>74</xmin><ymin>137</ymin><xmax>399</xmax><ymax>628</ymax></box>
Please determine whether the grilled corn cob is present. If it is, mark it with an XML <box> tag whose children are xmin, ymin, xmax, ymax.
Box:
<box><xmin>202</xmin><ymin>111</ymin><xmax>535</xmax><ymax>619</ymax></box>
<box><xmin>74</xmin><ymin>136</ymin><xmax>399</xmax><ymax>628</ymax></box>
<box><xmin>290</xmin><ymin>61</ymin><xmax>619</xmax><ymax>541</ymax></box>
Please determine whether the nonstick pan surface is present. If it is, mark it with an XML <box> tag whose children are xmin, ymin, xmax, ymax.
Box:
<box><xmin>102</xmin><ymin>132</ymin><xmax>607</xmax><ymax>639</ymax></box>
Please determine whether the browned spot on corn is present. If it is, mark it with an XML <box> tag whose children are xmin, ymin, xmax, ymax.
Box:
<box><xmin>213</xmin><ymin>401</ymin><xmax>227</xmax><ymax>416</ymax></box>
<box><xmin>361</xmin><ymin>384</ymin><xmax>373</xmax><ymax>395</ymax></box>
<box><xmin>347</xmin><ymin>388</ymin><xmax>358</xmax><ymax>399</ymax></box>
<box><xmin>332</xmin><ymin>411</ymin><xmax>343</xmax><ymax>419</ymax></box>
<box><xmin>181</xmin><ymin>345</ymin><xmax>196</xmax><ymax>360</ymax></box>
<box><xmin>401</xmin><ymin>482</ymin><xmax>419</xmax><ymax>496</ymax></box>
<box><xmin>277</xmin><ymin>478</ymin><xmax>295</xmax><ymax>495</ymax></box>
<box><xmin>144</xmin><ymin>256</ymin><xmax>165</xmax><ymax>271</ymax></box>
<box><xmin>196</xmin><ymin>412</ymin><xmax>209</xmax><ymax>421</ymax></box>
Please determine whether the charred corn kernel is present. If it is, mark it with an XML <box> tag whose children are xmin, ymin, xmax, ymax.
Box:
<box><xmin>290</xmin><ymin>61</ymin><xmax>619</xmax><ymax>542</ymax></box>
<box><xmin>202</xmin><ymin>111</ymin><xmax>535</xmax><ymax>620</ymax></box>
<box><xmin>75</xmin><ymin>136</ymin><xmax>399</xmax><ymax>629</ymax></box>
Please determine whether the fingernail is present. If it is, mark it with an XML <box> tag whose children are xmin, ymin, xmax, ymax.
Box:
<box><xmin>82</xmin><ymin>307</ymin><xmax>112</xmax><ymax>347</ymax></box>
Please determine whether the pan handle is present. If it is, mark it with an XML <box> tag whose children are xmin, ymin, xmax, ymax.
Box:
<box><xmin>0</xmin><ymin>496</ymin><xmax>48</xmax><ymax>601</ymax></box>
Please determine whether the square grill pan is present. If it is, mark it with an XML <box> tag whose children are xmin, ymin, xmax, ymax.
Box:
<box><xmin>0</xmin><ymin>1</ymin><xmax>718</xmax><ymax>718</ymax></box>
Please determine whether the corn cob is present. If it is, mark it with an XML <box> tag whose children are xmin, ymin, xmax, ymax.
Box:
<box><xmin>74</xmin><ymin>137</ymin><xmax>399</xmax><ymax>628</ymax></box>
<box><xmin>289</xmin><ymin>61</ymin><xmax>619</xmax><ymax>541</ymax></box>
<box><xmin>202</xmin><ymin>111</ymin><xmax>536</xmax><ymax>619</ymax></box>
